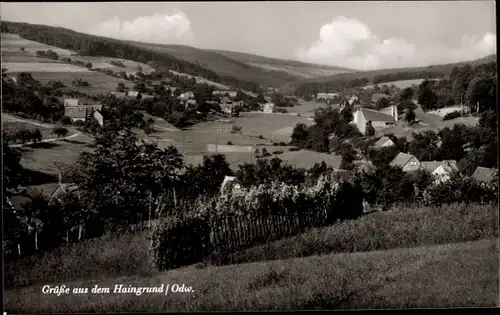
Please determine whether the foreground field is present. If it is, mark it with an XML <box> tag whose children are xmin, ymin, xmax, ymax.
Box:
<box><xmin>5</xmin><ymin>203</ymin><xmax>497</xmax><ymax>289</ymax></box>
<box><xmin>5</xmin><ymin>238</ymin><xmax>497</xmax><ymax>312</ymax></box>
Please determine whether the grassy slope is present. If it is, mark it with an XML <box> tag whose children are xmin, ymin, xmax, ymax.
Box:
<box><xmin>125</xmin><ymin>41</ymin><xmax>310</xmax><ymax>88</ymax></box>
<box><xmin>280</xmin><ymin>54</ymin><xmax>497</xmax><ymax>94</ymax></box>
<box><xmin>5</xmin><ymin>203</ymin><xmax>497</xmax><ymax>310</ymax></box>
<box><xmin>5</xmin><ymin>238</ymin><xmax>498</xmax><ymax>312</ymax></box>
<box><xmin>208</xmin><ymin>49</ymin><xmax>353</xmax><ymax>79</ymax></box>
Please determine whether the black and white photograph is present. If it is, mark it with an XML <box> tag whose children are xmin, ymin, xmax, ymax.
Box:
<box><xmin>1</xmin><ymin>1</ymin><xmax>498</xmax><ymax>312</ymax></box>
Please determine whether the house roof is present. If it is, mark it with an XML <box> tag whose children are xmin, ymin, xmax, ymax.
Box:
<box><xmin>127</xmin><ymin>91</ymin><xmax>140</xmax><ymax>97</ymax></box>
<box><xmin>64</xmin><ymin>106</ymin><xmax>87</xmax><ymax>119</ymax></box>
<box><xmin>64</xmin><ymin>98</ymin><xmax>80</xmax><ymax>107</ymax></box>
<box><xmin>111</xmin><ymin>92</ymin><xmax>128</xmax><ymax>98</ymax></box>
<box><xmin>390</xmin><ymin>152</ymin><xmax>417</xmax><ymax>168</ymax></box>
<box><xmin>221</xmin><ymin>96</ymin><xmax>232</xmax><ymax>103</ymax></box>
<box><xmin>359</xmin><ymin>108</ymin><xmax>395</xmax><ymax>123</ymax></box>
<box><xmin>422</xmin><ymin>160</ymin><xmax>458</xmax><ymax>173</ymax></box>
<box><xmin>187</xmin><ymin>100</ymin><xmax>197</xmax><ymax>105</ymax></box>
<box><xmin>374</xmin><ymin>136</ymin><xmax>394</xmax><ymax>147</ymax></box>
<box><xmin>141</xmin><ymin>94</ymin><xmax>154</xmax><ymax>99</ymax></box>
<box><xmin>421</xmin><ymin>161</ymin><xmax>442</xmax><ymax>173</ymax></box>
<box><xmin>472</xmin><ymin>167</ymin><xmax>498</xmax><ymax>183</ymax></box>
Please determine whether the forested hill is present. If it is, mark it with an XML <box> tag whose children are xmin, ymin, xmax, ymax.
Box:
<box><xmin>0</xmin><ymin>21</ymin><xmax>263</xmax><ymax>93</ymax></box>
<box><xmin>281</xmin><ymin>54</ymin><xmax>497</xmax><ymax>97</ymax></box>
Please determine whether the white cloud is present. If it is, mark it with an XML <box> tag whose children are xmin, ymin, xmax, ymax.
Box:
<box><xmin>297</xmin><ymin>16</ymin><xmax>496</xmax><ymax>70</ymax></box>
<box><xmin>90</xmin><ymin>12</ymin><xmax>195</xmax><ymax>45</ymax></box>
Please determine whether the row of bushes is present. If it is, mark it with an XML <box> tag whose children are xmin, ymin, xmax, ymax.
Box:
<box><xmin>150</xmin><ymin>166</ymin><xmax>498</xmax><ymax>271</ymax></box>
<box><xmin>3</xmin><ymin>129</ymin><xmax>42</xmax><ymax>144</ymax></box>
<box><xmin>151</xmin><ymin>174</ymin><xmax>363</xmax><ymax>270</ymax></box>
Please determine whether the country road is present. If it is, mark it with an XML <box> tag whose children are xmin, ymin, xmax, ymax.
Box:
<box><xmin>2</xmin><ymin>112</ymin><xmax>86</xmax><ymax>147</ymax></box>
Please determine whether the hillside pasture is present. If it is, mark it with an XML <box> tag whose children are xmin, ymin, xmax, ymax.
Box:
<box><xmin>17</xmin><ymin>133</ymin><xmax>93</xmax><ymax>176</ymax></box>
<box><xmin>7</xmin><ymin>71</ymin><xmax>135</xmax><ymax>94</ymax></box>
<box><xmin>1</xmin><ymin>33</ymin><xmax>75</xmax><ymax>56</ymax></box>
<box><xmin>69</xmin><ymin>56</ymin><xmax>157</xmax><ymax>74</ymax></box>
<box><xmin>262</xmin><ymin>150</ymin><xmax>342</xmax><ymax>169</ymax></box>
<box><xmin>247</xmin><ymin>62</ymin><xmax>350</xmax><ymax>79</ymax></box>
<box><xmin>3</xmin><ymin>121</ymin><xmax>55</xmax><ymax>140</ymax></box>
<box><xmin>1</xmin><ymin>50</ymin><xmax>67</xmax><ymax>64</ymax></box>
<box><xmin>362</xmin><ymin>78</ymin><xmax>432</xmax><ymax>89</ymax></box>
<box><xmin>2</xmin><ymin>62</ymin><xmax>90</xmax><ymax>73</ymax></box>
<box><xmin>168</xmin><ymin>70</ymin><xmax>231</xmax><ymax>90</ymax></box>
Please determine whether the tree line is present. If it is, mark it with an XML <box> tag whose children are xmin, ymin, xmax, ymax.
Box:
<box><xmin>2</xmin><ymin>21</ymin><xmax>262</xmax><ymax>93</ymax></box>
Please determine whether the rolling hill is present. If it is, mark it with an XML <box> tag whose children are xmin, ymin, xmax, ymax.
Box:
<box><xmin>281</xmin><ymin>54</ymin><xmax>497</xmax><ymax>96</ymax></box>
<box><xmin>1</xmin><ymin>20</ymin><xmax>353</xmax><ymax>90</ymax></box>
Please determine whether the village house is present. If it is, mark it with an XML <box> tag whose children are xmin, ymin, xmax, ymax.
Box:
<box><xmin>127</xmin><ymin>90</ymin><xmax>141</xmax><ymax>99</ymax></box>
<box><xmin>63</xmin><ymin>98</ymin><xmax>80</xmax><ymax>107</ymax></box>
<box><xmin>220</xmin><ymin>176</ymin><xmax>241</xmax><ymax>195</ymax></box>
<box><xmin>110</xmin><ymin>92</ymin><xmax>128</xmax><ymax>99</ymax></box>
<box><xmin>64</xmin><ymin>104</ymin><xmax>103</xmax><ymax>123</ymax></box>
<box><xmin>180</xmin><ymin>91</ymin><xmax>195</xmax><ymax>99</ymax></box>
<box><xmin>374</xmin><ymin>136</ymin><xmax>395</xmax><ymax>148</ymax></box>
<box><xmin>353</xmin><ymin>106</ymin><xmax>398</xmax><ymax>134</ymax></box>
<box><xmin>263</xmin><ymin>102</ymin><xmax>276</xmax><ymax>113</ymax></box>
<box><xmin>472</xmin><ymin>166</ymin><xmax>498</xmax><ymax>185</ymax></box>
<box><xmin>389</xmin><ymin>152</ymin><xmax>421</xmax><ymax>172</ymax></box>
<box><xmin>421</xmin><ymin>160</ymin><xmax>458</xmax><ymax>183</ymax></box>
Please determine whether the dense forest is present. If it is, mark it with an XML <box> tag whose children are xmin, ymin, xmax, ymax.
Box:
<box><xmin>1</xmin><ymin>21</ymin><xmax>263</xmax><ymax>93</ymax></box>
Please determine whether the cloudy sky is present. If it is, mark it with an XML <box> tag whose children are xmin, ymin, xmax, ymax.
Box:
<box><xmin>1</xmin><ymin>1</ymin><xmax>496</xmax><ymax>70</ymax></box>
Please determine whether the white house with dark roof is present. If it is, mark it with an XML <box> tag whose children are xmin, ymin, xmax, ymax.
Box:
<box><xmin>421</xmin><ymin>160</ymin><xmax>458</xmax><ymax>183</ymax></box>
<box><xmin>353</xmin><ymin>106</ymin><xmax>398</xmax><ymax>134</ymax></box>
<box><xmin>263</xmin><ymin>102</ymin><xmax>276</xmax><ymax>113</ymax></box>
<box><xmin>374</xmin><ymin>136</ymin><xmax>395</xmax><ymax>148</ymax></box>
<box><xmin>389</xmin><ymin>152</ymin><xmax>421</xmax><ymax>172</ymax></box>
<box><xmin>472</xmin><ymin>167</ymin><xmax>498</xmax><ymax>185</ymax></box>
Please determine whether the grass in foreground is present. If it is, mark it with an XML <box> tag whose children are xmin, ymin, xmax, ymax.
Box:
<box><xmin>218</xmin><ymin>203</ymin><xmax>498</xmax><ymax>266</ymax></box>
<box><xmin>5</xmin><ymin>203</ymin><xmax>497</xmax><ymax>292</ymax></box>
<box><xmin>5</xmin><ymin>238</ymin><xmax>498</xmax><ymax>312</ymax></box>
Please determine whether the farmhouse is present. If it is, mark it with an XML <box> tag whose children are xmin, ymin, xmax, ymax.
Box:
<box><xmin>220</xmin><ymin>176</ymin><xmax>241</xmax><ymax>195</ymax></box>
<box><xmin>110</xmin><ymin>92</ymin><xmax>128</xmax><ymax>99</ymax></box>
<box><xmin>316</xmin><ymin>93</ymin><xmax>340</xmax><ymax>103</ymax></box>
<box><xmin>64</xmin><ymin>104</ymin><xmax>102</xmax><ymax>123</ymax></box>
<box><xmin>180</xmin><ymin>91</ymin><xmax>195</xmax><ymax>99</ymax></box>
<box><xmin>472</xmin><ymin>166</ymin><xmax>498</xmax><ymax>184</ymax></box>
<box><xmin>263</xmin><ymin>102</ymin><xmax>276</xmax><ymax>113</ymax></box>
<box><xmin>353</xmin><ymin>106</ymin><xmax>398</xmax><ymax>134</ymax></box>
<box><xmin>374</xmin><ymin>136</ymin><xmax>395</xmax><ymax>148</ymax></box>
<box><xmin>371</xmin><ymin>93</ymin><xmax>389</xmax><ymax>103</ymax></box>
<box><xmin>421</xmin><ymin>160</ymin><xmax>458</xmax><ymax>183</ymax></box>
<box><xmin>389</xmin><ymin>152</ymin><xmax>421</xmax><ymax>172</ymax></box>
<box><xmin>127</xmin><ymin>90</ymin><xmax>141</xmax><ymax>99</ymax></box>
<box><xmin>64</xmin><ymin>98</ymin><xmax>80</xmax><ymax>107</ymax></box>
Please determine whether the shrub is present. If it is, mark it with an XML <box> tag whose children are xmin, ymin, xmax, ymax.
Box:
<box><xmin>273</xmin><ymin>151</ymin><xmax>284</xmax><ymax>155</ymax></box>
<box><xmin>443</xmin><ymin>111</ymin><xmax>461</xmax><ymax>121</ymax></box>
<box><xmin>52</xmin><ymin>127</ymin><xmax>69</xmax><ymax>138</ymax></box>
<box><xmin>288</xmin><ymin>147</ymin><xmax>300</xmax><ymax>152</ymax></box>
<box><xmin>232</xmin><ymin>125</ymin><xmax>242</xmax><ymax>132</ymax></box>
<box><xmin>227</xmin><ymin>141</ymin><xmax>233</xmax><ymax>145</ymax></box>
<box><xmin>60</xmin><ymin>116</ymin><xmax>72</xmax><ymax>125</ymax></box>
<box><xmin>150</xmin><ymin>214</ymin><xmax>211</xmax><ymax>271</ymax></box>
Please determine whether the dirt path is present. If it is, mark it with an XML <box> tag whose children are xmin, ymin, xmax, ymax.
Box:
<box><xmin>3</xmin><ymin>112</ymin><xmax>84</xmax><ymax>147</ymax></box>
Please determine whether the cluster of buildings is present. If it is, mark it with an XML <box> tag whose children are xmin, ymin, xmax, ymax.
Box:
<box><xmin>63</xmin><ymin>98</ymin><xmax>104</xmax><ymax>126</ymax></box>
